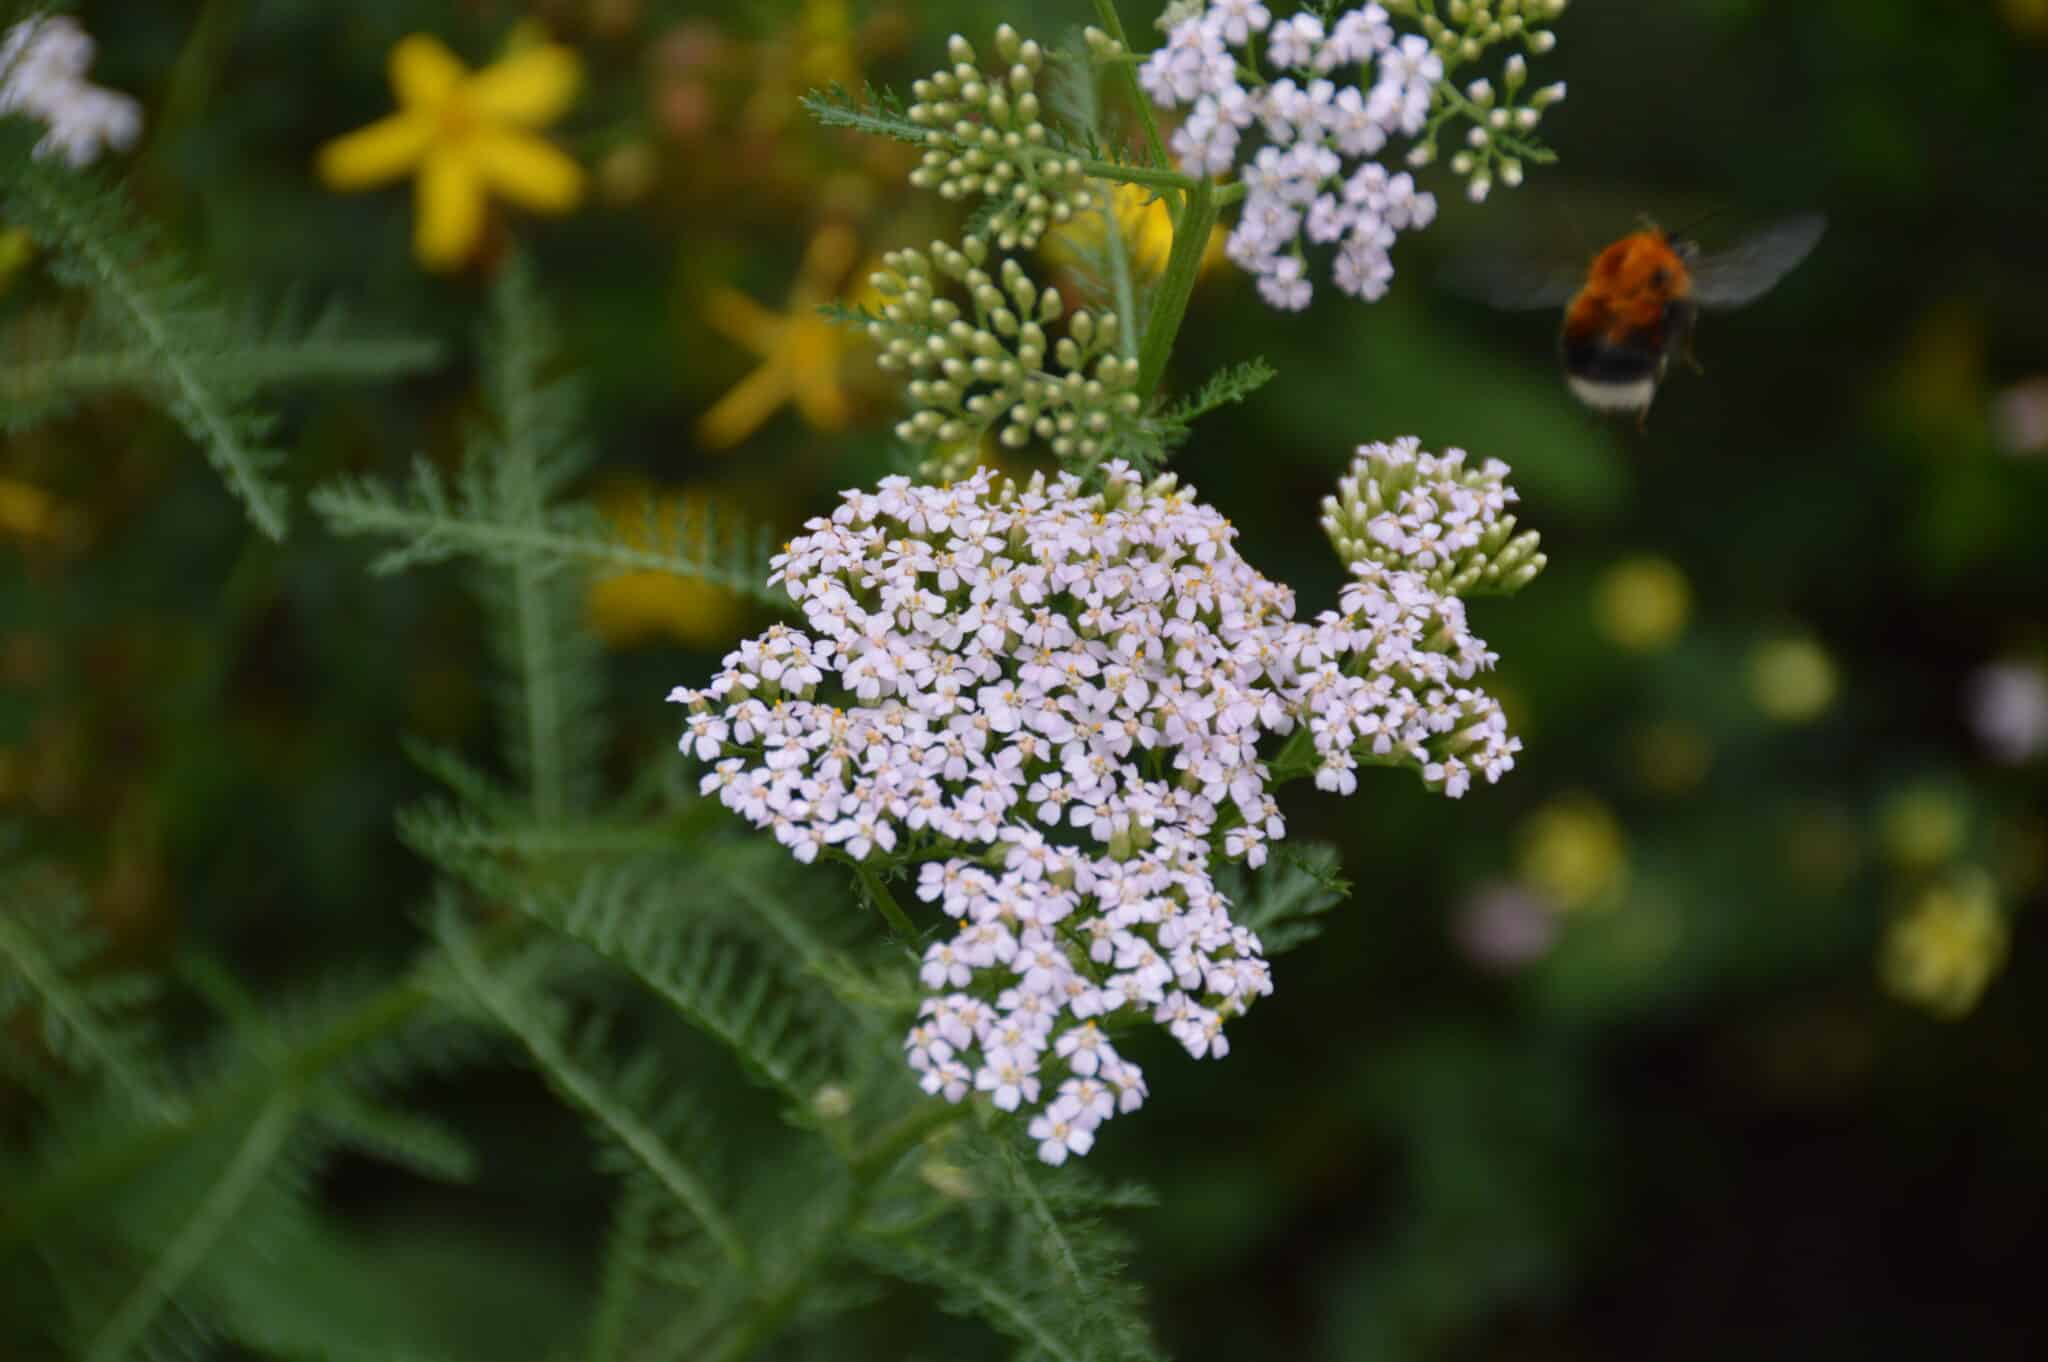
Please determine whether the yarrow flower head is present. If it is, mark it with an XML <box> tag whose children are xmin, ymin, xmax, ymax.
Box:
<box><xmin>1134</xmin><ymin>0</ymin><xmax>1567</xmax><ymax>310</ymax></box>
<box><xmin>0</xmin><ymin>16</ymin><xmax>143</xmax><ymax>167</ymax></box>
<box><xmin>671</xmin><ymin>442</ymin><xmax>1543</xmax><ymax>1162</ymax></box>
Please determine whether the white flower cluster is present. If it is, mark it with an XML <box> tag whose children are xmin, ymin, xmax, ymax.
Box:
<box><xmin>1</xmin><ymin>17</ymin><xmax>142</xmax><ymax>168</ymax></box>
<box><xmin>671</xmin><ymin>445</ymin><xmax>1536</xmax><ymax>1162</ymax></box>
<box><xmin>1137</xmin><ymin>1</ymin><xmax>1564</xmax><ymax>310</ymax></box>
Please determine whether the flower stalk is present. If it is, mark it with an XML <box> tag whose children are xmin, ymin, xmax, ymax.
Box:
<box><xmin>1136</xmin><ymin>175</ymin><xmax>1218</xmax><ymax>397</ymax></box>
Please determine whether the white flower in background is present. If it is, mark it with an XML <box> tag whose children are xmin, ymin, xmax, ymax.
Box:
<box><xmin>1452</xmin><ymin>880</ymin><xmax>1559</xmax><ymax>972</ymax></box>
<box><xmin>1968</xmin><ymin>662</ymin><xmax>2048</xmax><ymax>764</ymax></box>
<box><xmin>1136</xmin><ymin>1</ymin><xmax>1565</xmax><ymax>310</ymax></box>
<box><xmin>1989</xmin><ymin>377</ymin><xmax>2048</xmax><ymax>457</ymax></box>
<box><xmin>672</xmin><ymin>444</ymin><xmax>1541</xmax><ymax>1161</ymax></box>
<box><xmin>0</xmin><ymin>15</ymin><xmax>142</xmax><ymax>167</ymax></box>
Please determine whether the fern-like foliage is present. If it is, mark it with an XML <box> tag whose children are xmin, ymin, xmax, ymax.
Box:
<box><xmin>2</xmin><ymin>116</ymin><xmax>442</xmax><ymax>540</ymax></box>
<box><xmin>0</xmin><ymin>298</ymin><xmax>442</xmax><ymax>434</ymax></box>
<box><xmin>313</xmin><ymin>464</ymin><xmax>784</xmax><ymax>602</ymax></box>
<box><xmin>2</xmin><ymin>944</ymin><xmax>487</xmax><ymax>1362</ymax></box>
<box><xmin>854</xmin><ymin>1140</ymin><xmax>1165</xmax><ymax>1362</ymax></box>
<box><xmin>0</xmin><ymin>854</ymin><xmax>179</xmax><ymax>1121</ymax></box>
<box><xmin>314</xmin><ymin>260</ymin><xmax>780</xmax><ymax>605</ymax></box>
<box><xmin>1156</xmin><ymin>358</ymin><xmax>1277</xmax><ymax>434</ymax></box>
<box><xmin>799</xmin><ymin>82</ymin><xmax>932</xmax><ymax>148</ymax></box>
<box><xmin>465</xmin><ymin>855</ymin><xmax>855</xmax><ymax>1111</ymax></box>
<box><xmin>437</xmin><ymin>906</ymin><xmax>758</xmax><ymax>1277</ymax></box>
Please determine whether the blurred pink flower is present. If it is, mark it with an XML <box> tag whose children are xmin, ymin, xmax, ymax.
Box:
<box><xmin>1453</xmin><ymin>880</ymin><xmax>1559</xmax><ymax>972</ymax></box>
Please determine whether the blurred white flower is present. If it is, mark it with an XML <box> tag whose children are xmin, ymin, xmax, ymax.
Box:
<box><xmin>1453</xmin><ymin>881</ymin><xmax>1559</xmax><ymax>972</ymax></box>
<box><xmin>0</xmin><ymin>16</ymin><xmax>142</xmax><ymax>167</ymax></box>
<box><xmin>673</xmin><ymin>447</ymin><xmax>1537</xmax><ymax>1160</ymax></box>
<box><xmin>1968</xmin><ymin>662</ymin><xmax>2048</xmax><ymax>764</ymax></box>
<box><xmin>1989</xmin><ymin>377</ymin><xmax>2048</xmax><ymax>457</ymax></box>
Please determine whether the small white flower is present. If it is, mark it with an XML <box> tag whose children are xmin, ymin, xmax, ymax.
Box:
<box><xmin>1255</xmin><ymin>254</ymin><xmax>1313</xmax><ymax>311</ymax></box>
<box><xmin>1208</xmin><ymin>0</ymin><xmax>1271</xmax><ymax>45</ymax></box>
<box><xmin>1266</xmin><ymin>13</ymin><xmax>1325</xmax><ymax>68</ymax></box>
<box><xmin>1027</xmin><ymin>1107</ymin><xmax>1097</xmax><ymax>1165</ymax></box>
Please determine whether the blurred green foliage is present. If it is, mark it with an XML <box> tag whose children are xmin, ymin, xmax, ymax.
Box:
<box><xmin>5</xmin><ymin>0</ymin><xmax>2048</xmax><ymax>1359</ymax></box>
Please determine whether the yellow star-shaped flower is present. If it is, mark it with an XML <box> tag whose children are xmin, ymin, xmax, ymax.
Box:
<box><xmin>697</xmin><ymin>224</ymin><xmax>873</xmax><ymax>450</ymax></box>
<box><xmin>317</xmin><ymin>33</ymin><xmax>585</xmax><ymax>270</ymax></box>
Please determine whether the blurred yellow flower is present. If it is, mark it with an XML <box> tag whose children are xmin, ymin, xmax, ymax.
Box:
<box><xmin>0</xmin><ymin>476</ymin><xmax>86</xmax><ymax>550</ymax></box>
<box><xmin>585</xmin><ymin>483</ymin><xmax>748</xmax><ymax>649</ymax></box>
<box><xmin>1748</xmin><ymin>634</ymin><xmax>1837</xmax><ymax>723</ymax></box>
<box><xmin>1595</xmin><ymin>555</ymin><xmax>1690</xmax><ymax>653</ymax></box>
<box><xmin>1516</xmin><ymin>796</ymin><xmax>1628</xmax><ymax>911</ymax></box>
<box><xmin>0</xmin><ymin>226</ymin><xmax>35</xmax><ymax>293</ymax></box>
<box><xmin>698</xmin><ymin>224</ymin><xmax>873</xmax><ymax>450</ymax></box>
<box><xmin>740</xmin><ymin>0</ymin><xmax>907</xmax><ymax>132</ymax></box>
<box><xmin>1043</xmin><ymin>182</ymin><xmax>1226</xmax><ymax>279</ymax></box>
<box><xmin>2000</xmin><ymin>0</ymin><xmax>2048</xmax><ymax>38</ymax></box>
<box><xmin>316</xmin><ymin>33</ymin><xmax>584</xmax><ymax>270</ymax></box>
<box><xmin>1878</xmin><ymin>786</ymin><xmax>1967</xmax><ymax>872</ymax></box>
<box><xmin>1881</xmin><ymin>868</ymin><xmax>2007</xmax><ymax>1019</ymax></box>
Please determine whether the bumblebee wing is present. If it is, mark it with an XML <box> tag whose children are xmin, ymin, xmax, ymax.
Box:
<box><xmin>1687</xmin><ymin>213</ymin><xmax>1825</xmax><ymax>308</ymax></box>
<box><xmin>1437</xmin><ymin>253</ymin><xmax>1587</xmax><ymax>310</ymax></box>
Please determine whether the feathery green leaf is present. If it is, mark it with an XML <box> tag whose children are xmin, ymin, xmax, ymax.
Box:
<box><xmin>1226</xmin><ymin>841</ymin><xmax>1349</xmax><ymax>955</ymax></box>
<box><xmin>0</xmin><ymin>118</ymin><xmax>291</xmax><ymax>537</ymax></box>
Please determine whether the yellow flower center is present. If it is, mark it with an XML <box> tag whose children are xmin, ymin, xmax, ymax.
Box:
<box><xmin>434</xmin><ymin>92</ymin><xmax>482</xmax><ymax>143</ymax></box>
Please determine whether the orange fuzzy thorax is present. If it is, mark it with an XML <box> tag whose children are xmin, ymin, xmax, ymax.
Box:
<box><xmin>1566</xmin><ymin>231</ymin><xmax>1692</xmax><ymax>338</ymax></box>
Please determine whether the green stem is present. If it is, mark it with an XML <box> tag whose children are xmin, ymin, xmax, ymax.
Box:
<box><xmin>1090</xmin><ymin>0</ymin><xmax>1171</xmax><ymax>172</ymax></box>
<box><xmin>1076</xmin><ymin>158</ymin><xmax>1198</xmax><ymax>193</ymax></box>
<box><xmin>852</xmin><ymin>860</ymin><xmax>919</xmax><ymax>942</ymax></box>
<box><xmin>850</xmin><ymin>1097</ymin><xmax>972</xmax><ymax>1180</ymax></box>
<box><xmin>1135</xmin><ymin>177</ymin><xmax>1219</xmax><ymax>398</ymax></box>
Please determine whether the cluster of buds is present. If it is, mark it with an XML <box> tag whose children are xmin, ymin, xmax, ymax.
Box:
<box><xmin>1399</xmin><ymin>0</ymin><xmax>1573</xmax><ymax>203</ymax></box>
<box><xmin>906</xmin><ymin>27</ymin><xmax>1091</xmax><ymax>251</ymax></box>
<box><xmin>1320</xmin><ymin>437</ymin><xmax>1546</xmax><ymax>596</ymax></box>
<box><xmin>866</xmin><ymin>236</ymin><xmax>1141</xmax><ymax>468</ymax></box>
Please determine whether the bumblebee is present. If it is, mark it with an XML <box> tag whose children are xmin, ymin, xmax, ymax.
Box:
<box><xmin>1461</xmin><ymin>213</ymin><xmax>1826</xmax><ymax>418</ymax></box>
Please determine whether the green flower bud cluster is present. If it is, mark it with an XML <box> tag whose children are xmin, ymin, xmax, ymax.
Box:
<box><xmin>1390</xmin><ymin>0</ymin><xmax>1570</xmax><ymax>203</ymax></box>
<box><xmin>1319</xmin><ymin>438</ymin><xmax>1546</xmax><ymax>597</ymax></box>
<box><xmin>866</xmin><ymin>234</ymin><xmax>1142</xmax><ymax>472</ymax></box>
<box><xmin>906</xmin><ymin>27</ymin><xmax>1090</xmax><ymax>251</ymax></box>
